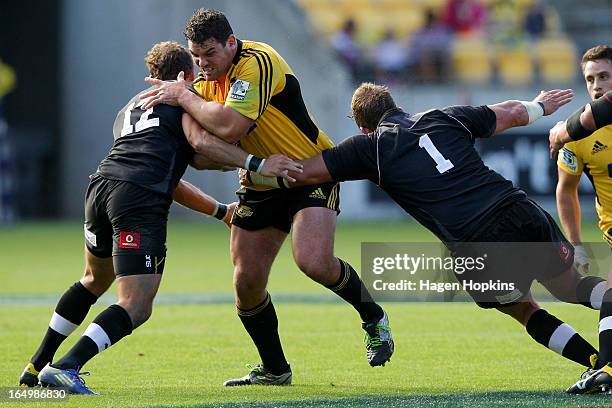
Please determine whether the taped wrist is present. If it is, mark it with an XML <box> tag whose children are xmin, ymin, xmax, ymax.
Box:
<box><xmin>520</xmin><ymin>101</ymin><xmax>545</xmax><ymax>124</ymax></box>
<box><xmin>246</xmin><ymin>171</ymin><xmax>289</xmax><ymax>189</ymax></box>
<box><xmin>212</xmin><ymin>202</ymin><xmax>228</xmax><ymax>220</ymax></box>
<box><xmin>244</xmin><ymin>154</ymin><xmax>266</xmax><ymax>173</ymax></box>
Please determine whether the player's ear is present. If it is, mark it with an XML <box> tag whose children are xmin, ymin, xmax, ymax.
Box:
<box><xmin>226</xmin><ymin>34</ymin><xmax>237</xmax><ymax>48</ymax></box>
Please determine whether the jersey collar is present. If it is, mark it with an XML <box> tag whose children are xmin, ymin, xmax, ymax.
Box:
<box><xmin>377</xmin><ymin>108</ymin><xmax>403</xmax><ymax>127</ymax></box>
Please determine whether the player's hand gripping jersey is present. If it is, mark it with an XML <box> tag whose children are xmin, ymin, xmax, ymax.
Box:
<box><xmin>192</xmin><ymin>40</ymin><xmax>333</xmax><ymax>190</ymax></box>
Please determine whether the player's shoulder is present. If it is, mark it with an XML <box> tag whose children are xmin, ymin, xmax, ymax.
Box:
<box><xmin>238</xmin><ymin>40</ymin><xmax>281</xmax><ymax>63</ymax></box>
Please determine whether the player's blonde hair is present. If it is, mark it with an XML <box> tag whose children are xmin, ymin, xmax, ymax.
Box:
<box><xmin>145</xmin><ymin>41</ymin><xmax>193</xmax><ymax>80</ymax></box>
<box><xmin>351</xmin><ymin>82</ymin><xmax>397</xmax><ymax>130</ymax></box>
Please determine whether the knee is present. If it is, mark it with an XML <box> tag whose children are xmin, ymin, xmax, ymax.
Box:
<box><xmin>119</xmin><ymin>301</ymin><xmax>153</xmax><ymax>329</ymax></box>
<box><xmin>295</xmin><ymin>254</ymin><xmax>337</xmax><ymax>284</ymax></box>
<box><xmin>81</xmin><ymin>268</ymin><xmax>114</xmax><ymax>297</ymax></box>
<box><xmin>233</xmin><ymin>266</ymin><xmax>267</xmax><ymax>298</ymax></box>
<box><xmin>497</xmin><ymin>301</ymin><xmax>539</xmax><ymax>326</ymax></box>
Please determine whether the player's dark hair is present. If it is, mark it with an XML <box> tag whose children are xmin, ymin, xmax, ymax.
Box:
<box><xmin>145</xmin><ymin>41</ymin><xmax>193</xmax><ymax>80</ymax></box>
<box><xmin>581</xmin><ymin>45</ymin><xmax>612</xmax><ymax>71</ymax></box>
<box><xmin>184</xmin><ymin>8</ymin><xmax>233</xmax><ymax>45</ymax></box>
<box><xmin>351</xmin><ymin>83</ymin><xmax>397</xmax><ymax>129</ymax></box>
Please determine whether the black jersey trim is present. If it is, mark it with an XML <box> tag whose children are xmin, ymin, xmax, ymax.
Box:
<box><xmin>269</xmin><ymin>74</ymin><xmax>319</xmax><ymax>144</ymax></box>
<box><xmin>240</xmin><ymin>49</ymin><xmax>273</xmax><ymax>118</ymax></box>
<box><xmin>232</xmin><ymin>39</ymin><xmax>243</xmax><ymax>65</ymax></box>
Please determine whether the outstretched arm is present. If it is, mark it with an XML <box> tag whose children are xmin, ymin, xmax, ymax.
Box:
<box><xmin>488</xmin><ymin>89</ymin><xmax>573</xmax><ymax>134</ymax></box>
<box><xmin>181</xmin><ymin>113</ymin><xmax>302</xmax><ymax>179</ymax></box>
<box><xmin>141</xmin><ymin>72</ymin><xmax>253</xmax><ymax>143</ymax></box>
<box><xmin>173</xmin><ymin>180</ymin><xmax>236</xmax><ymax>227</ymax></box>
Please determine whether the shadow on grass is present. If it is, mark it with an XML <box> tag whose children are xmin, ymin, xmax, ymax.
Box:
<box><xmin>155</xmin><ymin>391</ymin><xmax>612</xmax><ymax>408</ymax></box>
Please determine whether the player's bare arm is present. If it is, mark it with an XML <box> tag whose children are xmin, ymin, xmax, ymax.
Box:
<box><xmin>556</xmin><ymin>169</ymin><xmax>583</xmax><ymax>245</ymax></box>
<box><xmin>173</xmin><ymin>179</ymin><xmax>236</xmax><ymax>227</ymax></box>
<box><xmin>181</xmin><ymin>113</ymin><xmax>302</xmax><ymax>179</ymax></box>
<box><xmin>142</xmin><ymin>72</ymin><xmax>252</xmax><ymax>143</ymax></box>
<box><xmin>287</xmin><ymin>155</ymin><xmax>333</xmax><ymax>187</ymax></box>
<box><xmin>488</xmin><ymin>89</ymin><xmax>573</xmax><ymax>134</ymax></box>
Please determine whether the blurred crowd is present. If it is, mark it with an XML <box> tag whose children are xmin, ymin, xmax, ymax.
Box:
<box><xmin>329</xmin><ymin>0</ymin><xmax>557</xmax><ymax>84</ymax></box>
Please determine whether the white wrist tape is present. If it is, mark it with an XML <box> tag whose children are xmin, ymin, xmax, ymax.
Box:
<box><xmin>244</xmin><ymin>154</ymin><xmax>254</xmax><ymax>170</ymax></box>
<box><xmin>520</xmin><ymin>101</ymin><xmax>545</xmax><ymax>124</ymax></box>
<box><xmin>256</xmin><ymin>158</ymin><xmax>266</xmax><ymax>174</ymax></box>
<box><xmin>211</xmin><ymin>201</ymin><xmax>220</xmax><ymax>218</ymax></box>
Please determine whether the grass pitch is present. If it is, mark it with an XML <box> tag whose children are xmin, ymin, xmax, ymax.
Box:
<box><xmin>0</xmin><ymin>218</ymin><xmax>610</xmax><ymax>407</ymax></box>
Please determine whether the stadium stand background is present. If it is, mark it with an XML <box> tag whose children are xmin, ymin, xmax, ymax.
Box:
<box><xmin>0</xmin><ymin>0</ymin><xmax>610</xmax><ymax>221</ymax></box>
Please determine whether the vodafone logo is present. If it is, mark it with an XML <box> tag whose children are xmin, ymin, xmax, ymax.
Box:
<box><xmin>119</xmin><ymin>231</ymin><xmax>141</xmax><ymax>249</ymax></box>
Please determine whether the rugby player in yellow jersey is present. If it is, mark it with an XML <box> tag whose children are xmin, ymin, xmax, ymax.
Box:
<box><xmin>557</xmin><ymin>45</ymin><xmax>612</xmax><ymax>265</ymax></box>
<box><xmin>141</xmin><ymin>9</ymin><xmax>393</xmax><ymax>386</ymax></box>
<box><xmin>555</xmin><ymin>45</ymin><xmax>612</xmax><ymax>394</ymax></box>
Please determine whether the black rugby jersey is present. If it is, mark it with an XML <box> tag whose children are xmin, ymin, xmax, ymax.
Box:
<box><xmin>322</xmin><ymin>106</ymin><xmax>525</xmax><ymax>243</ymax></box>
<box><xmin>96</xmin><ymin>89</ymin><xmax>194</xmax><ymax>199</ymax></box>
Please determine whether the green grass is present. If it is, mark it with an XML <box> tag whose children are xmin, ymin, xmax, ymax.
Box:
<box><xmin>0</xmin><ymin>219</ymin><xmax>610</xmax><ymax>407</ymax></box>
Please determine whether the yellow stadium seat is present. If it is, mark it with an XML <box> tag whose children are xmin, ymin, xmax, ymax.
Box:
<box><xmin>497</xmin><ymin>48</ymin><xmax>533</xmax><ymax>85</ymax></box>
<box><xmin>452</xmin><ymin>36</ymin><xmax>493</xmax><ymax>83</ymax></box>
<box><xmin>534</xmin><ymin>37</ymin><xmax>578</xmax><ymax>83</ymax></box>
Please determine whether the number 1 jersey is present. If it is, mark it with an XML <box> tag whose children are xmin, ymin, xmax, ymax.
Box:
<box><xmin>322</xmin><ymin>106</ymin><xmax>526</xmax><ymax>243</ymax></box>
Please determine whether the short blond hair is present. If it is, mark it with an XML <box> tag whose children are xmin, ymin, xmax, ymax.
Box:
<box><xmin>351</xmin><ymin>83</ymin><xmax>397</xmax><ymax>129</ymax></box>
<box><xmin>145</xmin><ymin>41</ymin><xmax>193</xmax><ymax>80</ymax></box>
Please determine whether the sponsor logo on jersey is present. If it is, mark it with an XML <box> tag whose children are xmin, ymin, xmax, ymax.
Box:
<box><xmin>229</xmin><ymin>79</ymin><xmax>250</xmax><ymax>101</ymax></box>
<box><xmin>235</xmin><ymin>205</ymin><xmax>254</xmax><ymax>218</ymax></box>
<box><xmin>84</xmin><ymin>224</ymin><xmax>97</xmax><ymax>247</ymax></box>
<box><xmin>560</xmin><ymin>147</ymin><xmax>578</xmax><ymax>172</ymax></box>
<box><xmin>119</xmin><ymin>231</ymin><xmax>141</xmax><ymax>249</ymax></box>
<box><xmin>591</xmin><ymin>140</ymin><xmax>608</xmax><ymax>154</ymax></box>
<box><xmin>309</xmin><ymin>188</ymin><xmax>327</xmax><ymax>200</ymax></box>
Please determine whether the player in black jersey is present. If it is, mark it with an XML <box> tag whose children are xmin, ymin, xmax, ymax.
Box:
<box><xmin>19</xmin><ymin>41</ymin><xmax>300</xmax><ymax>394</ymax></box>
<box><xmin>251</xmin><ymin>82</ymin><xmax>609</xmax><ymax>375</ymax></box>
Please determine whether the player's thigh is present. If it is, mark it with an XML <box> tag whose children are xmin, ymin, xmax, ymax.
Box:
<box><xmin>230</xmin><ymin>225</ymin><xmax>287</xmax><ymax>282</ymax></box>
<box><xmin>81</xmin><ymin>246</ymin><xmax>115</xmax><ymax>297</ymax></box>
<box><xmin>82</xmin><ymin>175</ymin><xmax>115</xmax><ymax>295</ymax></box>
<box><xmin>289</xmin><ymin>182</ymin><xmax>340</xmax><ymax>265</ymax></box>
<box><xmin>291</xmin><ymin>206</ymin><xmax>337</xmax><ymax>270</ymax></box>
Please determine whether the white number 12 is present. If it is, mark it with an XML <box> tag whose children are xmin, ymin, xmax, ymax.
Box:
<box><xmin>419</xmin><ymin>134</ymin><xmax>454</xmax><ymax>173</ymax></box>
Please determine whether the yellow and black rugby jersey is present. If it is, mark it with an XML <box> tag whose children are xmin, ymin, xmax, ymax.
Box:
<box><xmin>558</xmin><ymin>124</ymin><xmax>612</xmax><ymax>244</ymax></box>
<box><xmin>193</xmin><ymin>40</ymin><xmax>334</xmax><ymax>188</ymax></box>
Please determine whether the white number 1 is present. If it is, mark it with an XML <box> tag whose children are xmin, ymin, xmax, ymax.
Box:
<box><xmin>419</xmin><ymin>134</ymin><xmax>454</xmax><ymax>173</ymax></box>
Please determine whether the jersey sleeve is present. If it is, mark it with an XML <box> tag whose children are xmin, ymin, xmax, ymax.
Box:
<box><xmin>592</xmin><ymin>90</ymin><xmax>612</xmax><ymax>129</ymax></box>
<box><xmin>442</xmin><ymin>105</ymin><xmax>497</xmax><ymax>140</ymax></box>
<box><xmin>321</xmin><ymin>134</ymin><xmax>378</xmax><ymax>182</ymax></box>
<box><xmin>225</xmin><ymin>53</ymin><xmax>282</xmax><ymax>120</ymax></box>
<box><xmin>557</xmin><ymin>142</ymin><xmax>584</xmax><ymax>176</ymax></box>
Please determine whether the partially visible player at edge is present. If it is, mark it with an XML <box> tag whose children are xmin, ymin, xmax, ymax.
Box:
<box><xmin>250</xmin><ymin>83</ymin><xmax>610</xmax><ymax>377</ymax></box>
<box><xmin>18</xmin><ymin>41</ymin><xmax>299</xmax><ymax>394</ymax></box>
<box><xmin>551</xmin><ymin>45</ymin><xmax>612</xmax><ymax>395</ymax></box>
<box><xmin>141</xmin><ymin>9</ymin><xmax>393</xmax><ymax>386</ymax></box>
<box><xmin>555</xmin><ymin>46</ymin><xmax>612</xmax><ymax>263</ymax></box>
